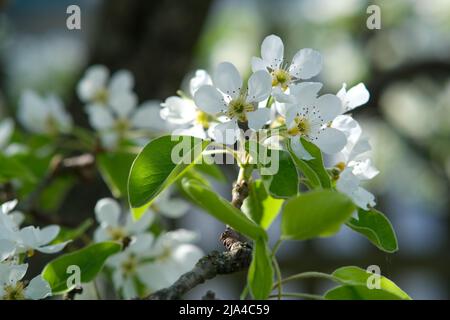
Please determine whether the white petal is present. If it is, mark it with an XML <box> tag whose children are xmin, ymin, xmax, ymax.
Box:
<box><xmin>194</xmin><ymin>85</ymin><xmax>227</xmax><ymax>115</ymax></box>
<box><xmin>290</xmin><ymin>137</ymin><xmax>314</xmax><ymax>160</ymax></box>
<box><xmin>126</xmin><ymin>209</ymin><xmax>154</xmax><ymax>233</ymax></box>
<box><xmin>341</xmin><ymin>83</ymin><xmax>370</xmax><ymax>112</ymax></box>
<box><xmin>122</xmin><ymin>277</ymin><xmax>138</xmax><ymax>299</ymax></box>
<box><xmin>173</xmin><ymin>124</ymin><xmax>207</xmax><ymax>139</ymax></box>
<box><xmin>2</xmin><ymin>263</ymin><xmax>28</xmax><ymax>285</ymax></box>
<box><xmin>247</xmin><ymin>71</ymin><xmax>272</xmax><ymax>103</ymax></box>
<box><xmin>18</xmin><ymin>90</ymin><xmax>48</xmax><ymax>134</ymax></box>
<box><xmin>156</xmin><ymin>196</ymin><xmax>190</xmax><ymax>219</ymax></box>
<box><xmin>315</xmin><ymin>127</ymin><xmax>347</xmax><ymax>154</ymax></box>
<box><xmin>213</xmin><ymin>62</ymin><xmax>242</xmax><ymax>98</ymax></box>
<box><xmin>336</xmin><ymin>168</ymin><xmax>359</xmax><ymax>195</ymax></box>
<box><xmin>109</xmin><ymin>91</ymin><xmax>137</xmax><ymax>118</ymax></box>
<box><xmin>351</xmin><ymin>187</ymin><xmax>376</xmax><ymax>210</ymax></box>
<box><xmin>109</xmin><ymin>70</ymin><xmax>134</xmax><ymax>92</ymax></box>
<box><xmin>189</xmin><ymin>70</ymin><xmax>212</xmax><ymax>96</ymax></box>
<box><xmin>210</xmin><ymin>120</ymin><xmax>239</xmax><ymax>145</ymax></box>
<box><xmin>163</xmin><ymin>229</ymin><xmax>199</xmax><ymax>244</ymax></box>
<box><xmin>128</xmin><ymin>233</ymin><xmax>154</xmax><ymax>254</ymax></box>
<box><xmin>1</xmin><ymin>199</ymin><xmax>18</xmax><ymax>214</ymax></box>
<box><xmin>77</xmin><ymin>65</ymin><xmax>109</xmax><ymax>102</ymax></box>
<box><xmin>37</xmin><ymin>241</ymin><xmax>69</xmax><ymax>254</ymax></box>
<box><xmin>272</xmin><ymin>87</ymin><xmax>295</xmax><ymax>104</ymax></box>
<box><xmin>260</xmin><ymin>34</ymin><xmax>284</xmax><ymax>70</ymax></box>
<box><xmin>251</xmin><ymin>57</ymin><xmax>269</xmax><ymax>72</ymax></box>
<box><xmin>0</xmin><ymin>239</ymin><xmax>16</xmax><ymax>261</ymax></box>
<box><xmin>171</xmin><ymin>244</ymin><xmax>203</xmax><ymax>269</ymax></box>
<box><xmin>87</xmin><ymin>105</ymin><xmax>115</xmax><ymax>130</ymax></box>
<box><xmin>289</xmin><ymin>48</ymin><xmax>322</xmax><ymax>79</ymax></box>
<box><xmin>247</xmin><ymin>108</ymin><xmax>270</xmax><ymax>130</ymax></box>
<box><xmin>46</xmin><ymin>94</ymin><xmax>73</xmax><ymax>133</ymax></box>
<box><xmin>315</xmin><ymin>94</ymin><xmax>341</xmax><ymax>122</ymax></box>
<box><xmin>0</xmin><ymin>118</ymin><xmax>14</xmax><ymax>149</ymax></box>
<box><xmin>25</xmin><ymin>275</ymin><xmax>51</xmax><ymax>300</ymax></box>
<box><xmin>17</xmin><ymin>226</ymin><xmax>39</xmax><ymax>248</ymax></box>
<box><xmin>37</xmin><ymin>225</ymin><xmax>60</xmax><ymax>245</ymax></box>
<box><xmin>160</xmin><ymin>96</ymin><xmax>196</xmax><ymax>125</ymax></box>
<box><xmin>289</xmin><ymin>82</ymin><xmax>323</xmax><ymax>106</ymax></box>
<box><xmin>99</xmin><ymin>131</ymin><xmax>120</xmax><ymax>150</ymax></box>
<box><xmin>132</xmin><ymin>100</ymin><xmax>170</xmax><ymax>131</ymax></box>
<box><xmin>350</xmin><ymin>158</ymin><xmax>379</xmax><ymax>180</ymax></box>
<box><xmin>95</xmin><ymin>198</ymin><xmax>121</xmax><ymax>227</ymax></box>
<box><xmin>93</xmin><ymin>227</ymin><xmax>110</xmax><ymax>242</ymax></box>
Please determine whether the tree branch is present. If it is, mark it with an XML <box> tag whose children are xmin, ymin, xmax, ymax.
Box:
<box><xmin>146</xmin><ymin>176</ymin><xmax>252</xmax><ymax>300</ymax></box>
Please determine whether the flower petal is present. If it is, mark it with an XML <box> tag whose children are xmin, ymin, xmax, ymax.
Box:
<box><xmin>109</xmin><ymin>70</ymin><xmax>134</xmax><ymax>92</ymax></box>
<box><xmin>0</xmin><ymin>239</ymin><xmax>15</xmax><ymax>261</ymax></box>
<box><xmin>132</xmin><ymin>100</ymin><xmax>170</xmax><ymax>131</ymax></box>
<box><xmin>261</xmin><ymin>34</ymin><xmax>284</xmax><ymax>70</ymax></box>
<box><xmin>289</xmin><ymin>48</ymin><xmax>322</xmax><ymax>79</ymax></box>
<box><xmin>37</xmin><ymin>225</ymin><xmax>60</xmax><ymax>245</ymax></box>
<box><xmin>350</xmin><ymin>158</ymin><xmax>379</xmax><ymax>180</ymax></box>
<box><xmin>189</xmin><ymin>70</ymin><xmax>212</xmax><ymax>97</ymax></box>
<box><xmin>247</xmin><ymin>70</ymin><xmax>272</xmax><ymax>102</ymax></box>
<box><xmin>25</xmin><ymin>275</ymin><xmax>51</xmax><ymax>300</ymax></box>
<box><xmin>289</xmin><ymin>82</ymin><xmax>323</xmax><ymax>106</ymax></box>
<box><xmin>0</xmin><ymin>118</ymin><xmax>14</xmax><ymax>149</ymax></box>
<box><xmin>290</xmin><ymin>137</ymin><xmax>314</xmax><ymax>160</ymax></box>
<box><xmin>315</xmin><ymin>127</ymin><xmax>347</xmax><ymax>154</ymax></box>
<box><xmin>339</xmin><ymin>82</ymin><xmax>370</xmax><ymax>112</ymax></box>
<box><xmin>315</xmin><ymin>94</ymin><xmax>341</xmax><ymax>122</ymax></box>
<box><xmin>87</xmin><ymin>105</ymin><xmax>115</xmax><ymax>130</ymax></box>
<box><xmin>77</xmin><ymin>65</ymin><xmax>109</xmax><ymax>102</ymax></box>
<box><xmin>247</xmin><ymin>108</ymin><xmax>271</xmax><ymax>130</ymax></box>
<box><xmin>160</xmin><ymin>96</ymin><xmax>196</xmax><ymax>125</ymax></box>
<box><xmin>251</xmin><ymin>57</ymin><xmax>269</xmax><ymax>72</ymax></box>
<box><xmin>210</xmin><ymin>120</ymin><xmax>240</xmax><ymax>145</ymax></box>
<box><xmin>95</xmin><ymin>198</ymin><xmax>121</xmax><ymax>227</ymax></box>
<box><xmin>109</xmin><ymin>91</ymin><xmax>137</xmax><ymax>118</ymax></box>
<box><xmin>213</xmin><ymin>62</ymin><xmax>242</xmax><ymax>98</ymax></box>
<box><xmin>194</xmin><ymin>85</ymin><xmax>227</xmax><ymax>115</ymax></box>
<box><xmin>351</xmin><ymin>187</ymin><xmax>376</xmax><ymax>210</ymax></box>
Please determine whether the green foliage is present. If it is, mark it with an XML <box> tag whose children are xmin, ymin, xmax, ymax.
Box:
<box><xmin>259</xmin><ymin>149</ymin><xmax>298</xmax><ymax>198</ymax></box>
<box><xmin>247</xmin><ymin>238</ymin><xmax>273</xmax><ymax>299</ymax></box>
<box><xmin>0</xmin><ymin>153</ymin><xmax>36</xmax><ymax>183</ymax></box>
<box><xmin>128</xmin><ymin>135</ymin><xmax>210</xmax><ymax>219</ymax></box>
<box><xmin>97</xmin><ymin>151</ymin><xmax>137</xmax><ymax>198</ymax></box>
<box><xmin>194</xmin><ymin>161</ymin><xmax>226</xmax><ymax>182</ymax></box>
<box><xmin>281</xmin><ymin>190</ymin><xmax>355</xmax><ymax>240</ymax></box>
<box><xmin>287</xmin><ymin>138</ymin><xmax>331</xmax><ymax>189</ymax></box>
<box><xmin>346</xmin><ymin>208</ymin><xmax>398</xmax><ymax>253</ymax></box>
<box><xmin>325</xmin><ymin>266</ymin><xmax>411</xmax><ymax>300</ymax></box>
<box><xmin>42</xmin><ymin>241</ymin><xmax>121</xmax><ymax>295</ymax></box>
<box><xmin>182</xmin><ymin>179</ymin><xmax>267</xmax><ymax>240</ymax></box>
<box><xmin>242</xmin><ymin>180</ymin><xmax>284</xmax><ymax>229</ymax></box>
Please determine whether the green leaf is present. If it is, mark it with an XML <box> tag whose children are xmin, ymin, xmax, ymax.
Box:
<box><xmin>325</xmin><ymin>266</ymin><xmax>411</xmax><ymax>300</ymax></box>
<box><xmin>97</xmin><ymin>151</ymin><xmax>137</xmax><ymax>198</ymax></box>
<box><xmin>248</xmin><ymin>238</ymin><xmax>273</xmax><ymax>299</ymax></box>
<box><xmin>182</xmin><ymin>179</ymin><xmax>267</xmax><ymax>240</ymax></box>
<box><xmin>287</xmin><ymin>138</ymin><xmax>331</xmax><ymax>189</ymax></box>
<box><xmin>258</xmin><ymin>148</ymin><xmax>298</xmax><ymax>198</ymax></box>
<box><xmin>194</xmin><ymin>161</ymin><xmax>226</xmax><ymax>182</ymax></box>
<box><xmin>281</xmin><ymin>190</ymin><xmax>355</xmax><ymax>240</ymax></box>
<box><xmin>242</xmin><ymin>180</ymin><xmax>284</xmax><ymax>230</ymax></box>
<box><xmin>50</xmin><ymin>219</ymin><xmax>93</xmax><ymax>245</ymax></box>
<box><xmin>346</xmin><ymin>208</ymin><xmax>398</xmax><ymax>253</ymax></box>
<box><xmin>0</xmin><ymin>153</ymin><xmax>36</xmax><ymax>183</ymax></box>
<box><xmin>42</xmin><ymin>241</ymin><xmax>121</xmax><ymax>295</ymax></box>
<box><xmin>128</xmin><ymin>135</ymin><xmax>210</xmax><ymax>219</ymax></box>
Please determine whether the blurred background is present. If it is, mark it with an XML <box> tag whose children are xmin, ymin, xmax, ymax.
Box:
<box><xmin>0</xmin><ymin>0</ymin><xmax>449</xmax><ymax>299</ymax></box>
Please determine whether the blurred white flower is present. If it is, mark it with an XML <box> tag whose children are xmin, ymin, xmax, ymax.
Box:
<box><xmin>194</xmin><ymin>62</ymin><xmax>272</xmax><ymax>144</ymax></box>
<box><xmin>332</xmin><ymin>115</ymin><xmax>379</xmax><ymax>209</ymax></box>
<box><xmin>18</xmin><ymin>90</ymin><xmax>72</xmax><ymax>135</ymax></box>
<box><xmin>0</xmin><ymin>263</ymin><xmax>51</xmax><ymax>300</ymax></box>
<box><xmin>161</xmin><ymin>70</ymin><xmax>216</xmax><ymax>139</ymax></box>
<box><xmin>0</xmin><ymin>118</ymin><xmax>14</xmax><ymax>150</ymax></box>
<box><xmin>87</xmin><ymin>100</ymin><xmax>167</xmax><ymax>149</ymax></box>
<box><xmin>93</xmin><ymin>198</ymin><xmax>154</xmax><ymax>243</ymax></box>
<box><xmin>283</xmin><ymin>83</ymin><xmax>346</xmax><ymax>159</ymax></box>
<box><xmin>252</xmin><ymin>34</ymin><xmax>322</xmax><ymax>101</ymax></box>
<box><xmin>106</xmin><ymin>229</ymin><xmax>202</xmax><ymax>298</ymax></box>
<box><xmin>337</xmin><ymin>82</ymin><xmax>370</xmax><ymax>114</ymax></box>
<box><xmin>77</xmin><ymin>65</ymin><xmax>137</xmax><ymax>112</ymax></box>
<box><xmin>0</xmin><ymin>200</ymin><xmax>68</xmax><ymax>259</ymax></box>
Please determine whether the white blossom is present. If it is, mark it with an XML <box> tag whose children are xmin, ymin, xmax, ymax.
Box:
<box><xmin>18</xmin><ymin>90</ymin><xmax>72</xmax><ymax>135</ymax></box>
<box><xmin>0</xmin><ymin>263</ymin><xmax>51</xmax><ymax>300</ymax></box>
<box><xmin>332</xmin><ymin>115</ymin><xmax>379</xmax><ymax>209</ymax></box>
<box><xmin>337</xmin><ymin>82</ymin><xmax>370</xmax><ymax>113</ymax></box>
<box><xmin>194</xmin><ymin>62</ymin><xmax>272</xmax><ymax>144</ymax></box>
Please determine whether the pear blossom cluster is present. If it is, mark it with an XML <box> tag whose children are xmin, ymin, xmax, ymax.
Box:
<box><xmin>77</xmin><ymin>65</ymin><xmax>169</xmax><ymax>149</ymax></box>
<box><xmin>92</xmin><ymin>193</ymin><xmax>203</xmax><ymax>298</ymax></box>
<box><xmin>160</xmin><ymin>34</ymin><xmax>379</xmax><ymax>209</ymax></box>
<box><xmin>0</xmin><ymin>200</ymin><xmax>69</xmax><ymax>300</ymax></box>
